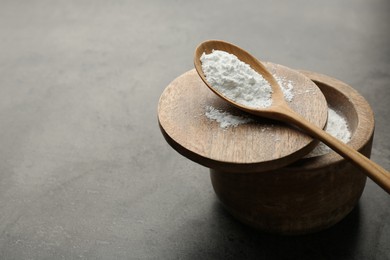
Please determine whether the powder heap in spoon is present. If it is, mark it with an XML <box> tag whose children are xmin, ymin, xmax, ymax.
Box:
<box><xmin>200</xmin><ymin>50</ymin><xmax>273</xmax><ymax>108</ymax></box>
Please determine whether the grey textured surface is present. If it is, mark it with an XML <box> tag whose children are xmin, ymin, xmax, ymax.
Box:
<box><xmin>0</xmin><ymin>0</ymin><xmax>389</xmax><ymax>259</ymax></box>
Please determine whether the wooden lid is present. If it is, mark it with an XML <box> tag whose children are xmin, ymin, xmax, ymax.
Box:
<box><xmin>158</xmin><ymin>63</ymin><xmax>328</xmax><ymax>172</ymax></box>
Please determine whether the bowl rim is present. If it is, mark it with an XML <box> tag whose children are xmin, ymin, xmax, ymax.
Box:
<box><xmin>288</xmin><ymin>70</ymin><xmax>375</xmax><ymax>170</ymax></box>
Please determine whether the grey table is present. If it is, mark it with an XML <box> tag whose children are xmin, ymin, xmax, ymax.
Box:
<box><xmin>0</xmin><ymin>1</ymin><xmax>389</xmax><ymax>259</ymax></box>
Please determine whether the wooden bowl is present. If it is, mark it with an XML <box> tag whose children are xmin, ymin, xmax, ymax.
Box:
<box><xmin>210</xmin><ymin>70</ymin><xmax>375</xmax><ymax>235</ymax></box>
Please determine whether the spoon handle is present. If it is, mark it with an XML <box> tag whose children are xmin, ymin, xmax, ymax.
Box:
<box><xmin>278</xmin><ymin>106</ymin><xmax>390</xmax><ymax>194</ymax></box>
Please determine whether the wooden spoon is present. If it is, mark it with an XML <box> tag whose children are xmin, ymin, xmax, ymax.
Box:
<box><xmin>194</xmin><ymin>40</ymin><xmax>390</xmax><ymax>194</ymax></box>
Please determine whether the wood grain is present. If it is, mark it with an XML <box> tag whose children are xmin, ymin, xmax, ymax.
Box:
<box><xmin>158</xmin><ymin>64</ymin><xmax>328</xmax><ymax>172</ymax></box>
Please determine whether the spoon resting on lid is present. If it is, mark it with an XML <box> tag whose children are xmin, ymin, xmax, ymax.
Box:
<box><xmin>194</xmin><ymin>40</ymin><xmax>390</xmax><ymax>194</ymax></box>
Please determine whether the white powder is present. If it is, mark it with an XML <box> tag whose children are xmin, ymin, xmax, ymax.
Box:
<box><xmin>274</xmin><ymin>75</ymin><xmax>294</xmax><ymax>102</ymax></box>
<box><xmin>205</xmin><ymin>105</ymin><xmax>352</xmax><ymax>157</ymax></box>
<box><xmin>205</xmin><ymin>106</ymin><xmax>253</xmax><ymax>128</ymax></box>
<box><xmin>305</xmin><ymin>108</ymin><xmax>351</xmax><ymax>157</ymax></box>
<box><xmin>204</xmin><ymin>73</ymin><xmax>295</xmax><ymax>129</ymax></box>
<box><xmin>200</xmin><ymin>50</ymin><xmax>273</xmax><ymax>108</ymax></box>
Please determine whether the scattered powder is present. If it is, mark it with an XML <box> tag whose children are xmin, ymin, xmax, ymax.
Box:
<box><xmin>205</xmin><ymin>105</ymin><xmax>351</xmax><ymax>157</ymax></box>
<box><xmin>305</xmin><ymin>108</ymin><xmax>351</xmax><ymax>157</ymax></box>
<box><xmin>205</xmin><ymin>106</ymin><xmax>253</xmax><ymax>128</ymax></box>
<box><xmin>200</xmin><ymin>50</ymin><xmax>273</xmax><ymax>108</ymax></box>
<box><xmin>274</xmin><ymin>75</ymin><xmax>294</xmax><ymax>102</ymax></box>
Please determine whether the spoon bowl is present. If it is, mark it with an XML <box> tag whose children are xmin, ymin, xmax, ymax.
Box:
<box><xmin>194</xmin><ymin>40</ymin><xmax>390</xmax><ymax>194</ymax></box>
<box><xmin>194</xmin><ymin>40</ymin><xmax>285</xmax><ymax>118</ymax></box>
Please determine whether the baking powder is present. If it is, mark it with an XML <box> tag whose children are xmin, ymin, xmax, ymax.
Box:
<box><xmin>205</xmin><ymin>106</ymin><xmax>253</xmax><ymax>128</ymax></box>
<box><xmin>200</xmin><ymin>50</ymin><xmax>273</xmax><ymax>108</ymax></box>
<box><xmin>305</xmin><ymin>108</ymin><xmax>351</xmax><ymax>157</ymax></box>
<box><xmin>205</xmin><ymin>105</ymin><xmax>351</xmax><ymax>157</ymax></box>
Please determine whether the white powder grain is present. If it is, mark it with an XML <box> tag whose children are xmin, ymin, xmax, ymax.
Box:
<box><xmin>200</xmin><ymin>50</ymin><xmax>273</xmax><ymax>108</ymax></box>
<box><xmin>204</xmin><ymin>72</ymin><xmax>295</xmax><ymax>129</ymax></box>
<box><xmin>274</xmin><ymin>75</ymin><xmax>294</xmax><ymax>102</ymax></box>
<box><xmin>205</xmin><ymin>106</ymin><xmax>253</xmax><ymax>129</ymax></box>
<box><xmin>305</xmin><ymin>108</ymin><xmax>351</xmax><ymax>157</ymax></box>
<box><xmin>205</xmin><ymin>105</ymin><xmax>352</xmax><ymax>158</ymax></box>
